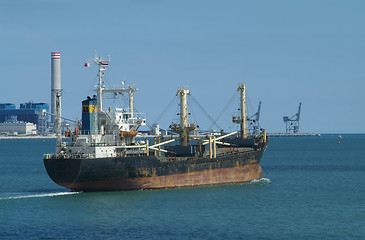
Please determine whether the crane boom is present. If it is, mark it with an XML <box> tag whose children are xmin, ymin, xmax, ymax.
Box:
<box><xmin>296</xmin><ymin>102</ymin><xmax>302</xmax><ymax>121</ymax></box>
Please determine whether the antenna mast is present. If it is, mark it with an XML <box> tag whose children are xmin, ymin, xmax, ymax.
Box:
<box><xmin>92</xmin><ymin>53</ymin><xmax>110</xmax><ymax>113</ymax></box>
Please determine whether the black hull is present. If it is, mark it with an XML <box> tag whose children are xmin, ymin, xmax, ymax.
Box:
<box><xmin>44</xmin><ymin>143</ymin><xmax>267</xmax><ymax>191</ymax></box>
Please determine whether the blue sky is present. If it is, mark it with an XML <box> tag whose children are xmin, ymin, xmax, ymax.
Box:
<box><xmin>1</xmin><ymin>0</ymin><xmax>364</xmax><ymax>133</ymax></box>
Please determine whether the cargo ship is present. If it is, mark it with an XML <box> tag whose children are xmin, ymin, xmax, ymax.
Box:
<box><xmin>43</xmin><ymin>55</ymin><xmax>269</xmax><ymax>191</ymax></box>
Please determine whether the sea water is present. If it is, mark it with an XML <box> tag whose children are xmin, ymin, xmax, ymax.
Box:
<box><xmin>0</xmin><ymin>135</ymin><xmax>364</xmax><ymax>239</ymax></box>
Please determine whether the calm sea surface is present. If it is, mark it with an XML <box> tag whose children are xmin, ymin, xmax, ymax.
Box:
<box><xmin>0</xmin><ymin>135</ymin><xmax>364</xmax><ymax>239</ymax></box>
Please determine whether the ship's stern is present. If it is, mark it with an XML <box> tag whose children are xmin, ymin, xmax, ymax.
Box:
<box><xmin>43</xmin><ymin>155</ymin><xmax>82</xmax><ymax>190</ymax></box>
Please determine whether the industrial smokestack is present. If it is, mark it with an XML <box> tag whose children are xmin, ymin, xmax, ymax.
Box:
<box><xmin>51</xmin><ymin>52</ymin><xmax>61</xmax><ymax>133</ymax></box>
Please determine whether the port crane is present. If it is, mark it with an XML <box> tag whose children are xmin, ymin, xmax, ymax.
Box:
<box><xmin>283</xmin><ymin>103</ymin><xmax>301</xmax><ymax>133</ymax></box>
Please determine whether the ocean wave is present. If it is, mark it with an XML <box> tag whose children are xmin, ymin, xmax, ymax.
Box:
<box><xmin>0</xmin><ymin>191</ymin><xmax>79</xmax><ymax>200</ymax></box>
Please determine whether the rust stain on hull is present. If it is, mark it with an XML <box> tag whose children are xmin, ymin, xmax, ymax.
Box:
<box><xmin>60</xmin><ymin>164</ymin><xmax>263</xmax><ymax>191</ymax></box>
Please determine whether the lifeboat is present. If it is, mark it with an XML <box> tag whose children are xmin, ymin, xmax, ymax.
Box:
<box><xmin>120</xmin><ymin>130</ymin><xmax>138</xmax><ymax>138</ymax></box>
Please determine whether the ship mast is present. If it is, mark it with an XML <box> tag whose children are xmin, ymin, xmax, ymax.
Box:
<box><xmin>97</xmin><ymin>60</ymin><xmax>103</xmax><ymax>112</ymax></box>
<box><xmin>179</xmin><ymin>88</ymin><xmax>189</xmax><ymax>146</ymax></box>
<box><xmin>171</xmin><ymin>87</ymin><xmax>196</xmax><ymax>146</ymax></box>
<box><xmin>128</xmin><ymin>86</ymin><xmax>135</xmax><ymax>118</ymax></box>
<box><xmin>232</xmin><ymin>83</ymin><xmax>248</xmax><ymax>139</ymax></box>
<box><xmin>93</xmin><ymin>54</ymin><xmax>110</xmax><ymax>113</ymax></box>
<box><xmin>239</xmin><ymin>83</ymin><xmax>247</xmax><ymax>139</ymax></box>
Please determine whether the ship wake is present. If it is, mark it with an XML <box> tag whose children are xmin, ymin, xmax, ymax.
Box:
<box><xmin>0</xmin><ymin>191</ymin><xmax>80</xmax><ymax>201</ymax></box>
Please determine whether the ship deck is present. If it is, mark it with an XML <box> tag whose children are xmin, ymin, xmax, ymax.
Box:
<box><xmin>154</xmin><ymin>147</ymin><xmax>254</xmax><ymax>162</ymax></box>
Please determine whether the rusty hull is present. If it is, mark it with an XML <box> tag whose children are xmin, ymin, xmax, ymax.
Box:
<box><xmin>58</xmin><ymin>163</ymin><xmax>262</xmax><ymax>191</ymax></box>
<box><xmin>44</xmin><ymin>145</ymin><xmax>266</xmax><ymax>191</ymax></box>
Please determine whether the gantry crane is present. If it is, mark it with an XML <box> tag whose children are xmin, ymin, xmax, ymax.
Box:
<box><xmin>283</xmin><ymin>103</ymin><xmax>301</xmax><ymax>133</ymax></box>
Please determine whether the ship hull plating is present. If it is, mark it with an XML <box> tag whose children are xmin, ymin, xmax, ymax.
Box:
<box><xmin>44</xmin><ymin>148</ymin><xmax>265</xmax><ymax>191</ymax></box>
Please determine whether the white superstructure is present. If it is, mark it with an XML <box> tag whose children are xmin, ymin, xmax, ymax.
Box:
<box><xmin>50</xmin><ymin>54</ymin><xmax>147</xmax><ymax>159</ymax></box>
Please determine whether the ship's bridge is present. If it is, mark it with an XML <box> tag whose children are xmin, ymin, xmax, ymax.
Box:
<box><xmin>113</xmin><ymin>108</ymin><xmax>146</xmax><ymax>132</ymax></box>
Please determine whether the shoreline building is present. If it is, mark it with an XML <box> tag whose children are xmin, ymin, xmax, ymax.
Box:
<box><xmin>0</xmin><ymin>102</ymin><xmax>49</xmax><ymax>135</ymax></box>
